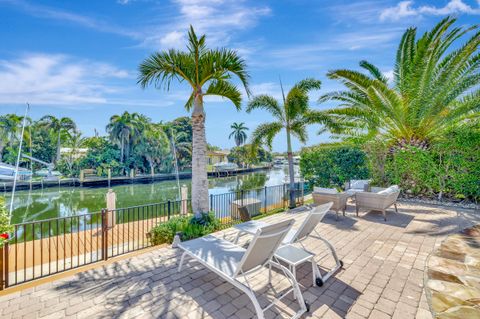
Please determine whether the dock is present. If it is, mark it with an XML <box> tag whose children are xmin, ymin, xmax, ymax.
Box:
<box><xmin>1</xmin><ymin>166</ymin><xmax>271</xmax><ymax>192</ymax></box>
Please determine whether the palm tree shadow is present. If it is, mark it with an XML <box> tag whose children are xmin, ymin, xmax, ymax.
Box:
<box><xmin>321</xmin><ymin>213</ymin><xmax>359</xmax><ymax>231</ymax></box>
<box><xmin>53</xmin><ymin>252</ymin><xmax>181</xmax><ymax>318</ymax></box>
<box><xmin>358</xmin><ymin>210</ymin><xmax>415</xmax><ymax>228</ymax></box>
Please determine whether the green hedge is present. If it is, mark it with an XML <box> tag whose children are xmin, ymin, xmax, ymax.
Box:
<box><xmin>300</xmin><ymin>127</ymin><xmax>480</xmax><ymax>202</ymax></box>
<box><xmin>384</xmin><ymin>128</ymin><xmax>480</xmax><ymax>201</ymax></box>
<box><xmin>300</xmin><ymin>144</ymin><xmax>369</xmax><ymax>188</ymax></box>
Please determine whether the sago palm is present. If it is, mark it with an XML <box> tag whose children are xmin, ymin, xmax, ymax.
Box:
<box><xmin>247</xmin><ymin>78</ymin><xmax>333</xmax><ymax>208</ymax></box>
<box><xmin>38</xmin><ymin>115</ymin><xmax>76</xmax><ymax>163</ymax></box>
<box><xmin>321</xmin><ymin>17</ymin><xmax>480</xmax><ymax>149</ymax></box>
<box><xmin>229</xmin><ymin>122</ymin><xmax>249</xmax><ymax>146</ymax></box>
<box><xmin>138</xmin><ymin>26</ymin><xmax>250</xmax><ymax>215</ymax></box>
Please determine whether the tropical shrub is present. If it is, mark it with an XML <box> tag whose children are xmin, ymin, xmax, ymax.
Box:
<box><xmin>435</xmin><ymin>128</ymin><xmax>480</xmax><ymax>201</ymax></box>
<box><xmin>321</xmin><ymin>17</ymin><xmax>480</xmax><ymax>149</ymax></box>
<box><xmin>0</xmin><ymin>197</ymin><xmax>13</xmax><ymax>247</ymax></box>
<box><xmin>149</xmin><ymin>212</ymin><xmax>221</xmax><ymax>245</ymax></box>
<box><xmin>300</xmin><ymin>144</ymin><xmax>369</xmax><ymax>188</ymax></box>
<box><xmin>384</xmin><ymin>146</ymin><xmax>439</xmax><ymax>197</ymax></box>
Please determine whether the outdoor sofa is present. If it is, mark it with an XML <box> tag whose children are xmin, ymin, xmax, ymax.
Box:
<box><xmin>355</xmin><ymin>185</ymin><xmax>400</xmax><ymax>221</ymax></box>
<box><xmin>344</xmin><ymin>179</ymin><xmax>371</xmax><ymax>194</ymax></box>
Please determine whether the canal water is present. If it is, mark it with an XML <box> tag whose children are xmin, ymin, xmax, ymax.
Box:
<box><xmin>5</xmin><ymin>167</ymin><xmax>297</xmax><ymax>224</ymax></box>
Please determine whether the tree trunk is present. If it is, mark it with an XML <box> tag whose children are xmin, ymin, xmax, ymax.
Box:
<box><xmin>120</xmin><ymin>137</ymin><xmax>124</xmax><ymax>163</ymax></box>
<box><xmin>56</xmin><ymin>131</ymin><xmax>61</xmax><ymax>164</ymax></box>
<box><xmin>191</xmin><ymin>91</ymin><xmax>209</xmax><ymax>216</ymax></box>
<box><xmin>286</xmin><ymin>126</ymin><xmax>296</xmax><ymax>209</ymax></box>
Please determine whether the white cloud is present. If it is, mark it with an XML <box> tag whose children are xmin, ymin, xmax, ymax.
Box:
<box><xmin>380</xmin><ymin>0</ymin><xmax>480</xmax><ymax>21</ymax></box>
<box><xmin>3</xmin><ymin>0</ymin><xmax>270</xmax><ymax>51</ymax></box>
<box><xmin>143</xmin><ymin>0</ymin><xmax>271</xmax><ymax>49</ymax></box>
<box><xmin>260</xmin><ymin>28</ymin><xmax>402</xmax><ymax>70</ymax></box>
<box><xmin>383</xmin><ymin>70</ymin><xmax>394</xmax><ymax>83</ymax></box>
<box><xmin>1</xmin><ymin>0</ymin><xmax>141</xmax><ymax>38</ymax></box>
<box><xmin>0</xmin><ymin>54</ymin><xmax>131</xmax><ymax>106</ymax></box>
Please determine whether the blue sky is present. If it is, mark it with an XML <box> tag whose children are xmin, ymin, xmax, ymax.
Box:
<box><xmin>1</xmin><ymin>0</ymin><xmax>479</xmax><ymax>151</ymax></box>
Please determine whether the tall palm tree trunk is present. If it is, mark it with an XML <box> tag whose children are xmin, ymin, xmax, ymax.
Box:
<box><xmin>191</xmin><ymin>93</ymin><xmax>209</xmax><ymax>215</ymax></box>
<box><xmin>120</xmin><ymin>137</ymin><xmax>124</xmax><ymax>163</ymax></box>
<box><xmin>286</xmin><ymin>126</ymin><xmax>296</xmax><ymax>208</ymax></box>
<box><xmin>56</xmin><ymin>131</ymin><xmax>61</xmax><ymax>163</ymax></box>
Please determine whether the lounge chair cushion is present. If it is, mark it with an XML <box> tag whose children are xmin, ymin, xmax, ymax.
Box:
<box><xmin>314</xmin><ymin>187</ymin><xmax>338</xmax><ymax>194</ymax></box>
<box><xmin>377</xmin><ymin>185</ymin><xmax>400</xmax><ymax>195</ymax></box>
<box><xmin>178</xmin><ymin>235</ymin><xmax>245</xmax><ymax>277</ymax></box>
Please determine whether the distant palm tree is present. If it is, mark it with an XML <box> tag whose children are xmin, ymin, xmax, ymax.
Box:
<box><xmin>106</xmin><ymin>111</ymin><xmax>144</xmax><ymax>163</ymax></box>
<box><xmin>229</xmin><ymin>122</ymin><xmax>249</xmax><ymax>146</ymax></box>
<box><xmin>321</xmin><ymin>17</ymin><xmax>480</xmax><ymax>149</ymax></box>
<box><xmin>138</xmin><ymin>26</ymin><xmax>250</xmax><ymax>215</ymax></box>
<box><xmin>136</xmin><ymin>124</ymin><xmax>169</xmax><ymax>176</ymax></box>
<box><xmin>247</xmin><ymin>78</ymin><xmax>333</xmax><ymax>208</ymax></box>
<box><xmin>38</xmin><ymin>115</ymin><xmax>76</xmax><ymax>163</ymax></box>
<box><xmin>63</xmin><ymin>129</ymin><xmax>86</xmax><ymax>175</ymax></box>
<box><xmin>0</xmin><ymin>114</ymin><xmax>23</xmax><ymax>156</ymax></box>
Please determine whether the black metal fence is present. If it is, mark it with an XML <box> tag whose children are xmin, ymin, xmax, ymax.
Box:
<box><xmin>1</xmin><ymin>182</ymin><xmax>303</xmax><ymax>289</ymax></box>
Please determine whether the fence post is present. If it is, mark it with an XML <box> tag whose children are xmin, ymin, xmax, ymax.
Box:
<box><xmin>283</xmin><ymin>184</ymin><xmax>286</xmax><ymax>209</ymax></box>
<box><xmin>301</xmin><ymin>181</ymin><xmax>304</xmax><ymax>204</ymax></box>
<box><xmin>167</xmin><ymin>200</ymin><xmax>171</xmax><ymax>220</ymax></box>
<box><xmin>264</xmin><ymin>186</ymin><xmax>267</xmax><ymax>213</ymax></box>
<box><xmin>101</xmin><ymin>209</ymin><xmax>108</xmax><ymax>261</ymax></box>
<box><xmin>209</xmin><ymin>194</ymin><xmax>213</xmax><ymax>212</ymax></box>
<box><xmin>181</xmin><ymin>185</ymin><xmax>188</xmax><ymax>215</ymax></box>
<box><xmin>0</xmin><ymin>242</ymin><xmax>6</xmax><ymax>290</ymax></box>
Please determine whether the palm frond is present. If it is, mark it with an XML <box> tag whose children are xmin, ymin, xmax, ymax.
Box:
<box><xmin>204</xmin><ymin>80</ymin><xmax>242</xmax><ymax>110</ymax></box>
<box><xmin>246</xmin><ymin>95</ymin><xmax>284</xmax><ymax>120</ymax></box>
<box><xmin>250</xmin><ymin>122</ymin><xmax>283</xmax><ymax>149</ymax></box>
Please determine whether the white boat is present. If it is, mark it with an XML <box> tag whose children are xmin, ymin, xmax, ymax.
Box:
<box><xmin>0</xmin><ymin>162</ymin><xmax>32</xmax><ymax>181</ymax></box>
<box><xmin>213</xmin><ymin>162</ymin><xmax>238</xmax><ymax>171</ymax></box>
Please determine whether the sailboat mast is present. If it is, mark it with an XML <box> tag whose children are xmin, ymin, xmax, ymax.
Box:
<box><xmin>8</xmin><ymin>103</ymin><xmax>30</xmax><ymax>223</ymax></box>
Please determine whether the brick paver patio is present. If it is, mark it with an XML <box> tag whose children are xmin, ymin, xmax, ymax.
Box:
<box><xmin>1</xmin><ymin>202</ymin><xmax>478</xmax><ymax>319</ymax></box>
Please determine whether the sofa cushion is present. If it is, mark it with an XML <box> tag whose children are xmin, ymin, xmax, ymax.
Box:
<box><xmin>378</xmin><ymin>185</ymin><xmax>400</xmax><ymax>195</ymax></box>
<box><xmin>349</xmin><ymin>180</ymin><xmax>370</xmax><ymax>190</ymax></box>
<box><xmin>314</xmin><ymin>187</ymin><xmax>338</xmax><ymax>194</ymax></box>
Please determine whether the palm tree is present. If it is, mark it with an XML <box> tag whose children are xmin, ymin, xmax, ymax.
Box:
<box><xmin>136</xmin><ymin>124</ymin><xmax>169</xmax><ymax>176</ymax></box>
<box><xmin>38</xmin><ymin>116</ymin><xmax>76</xmax><ymax>163</ymax></box>
<box><xmin>320</xmin><ymin>17</ymin><xmax>480</xmax><ymax>149</ymax></box>
<box><xmin>0</xmin><ymin>114</ymin><xmax>23</xmax><ymax>156</ymax></box>
<box><xmin>167</xmin><ymin>128</ymin><xmax>192</xmax><ymax>171</ymax></box>
<box><xmin>63</xmin><ymin>129</ymin><xmax>86</xmax><ymax>176</ymax></box>
<box><xmin>138</xmin><ymin>26</ymin><xmax>250</xmax><ymax>215</ymax></box>
<box><xmin>229</xmin><ymin>122</ymin><xmax>249</xmax><ymax>146</ymax></box>
<box><xmin>106</xmin><ymin>112</ymin><xmax>144</xmax><ymax>163</ymax></box>
<box><xmin>247</xmin><ymin>78</ymin><xmax>333</xmax><ymax>208</ymax></box>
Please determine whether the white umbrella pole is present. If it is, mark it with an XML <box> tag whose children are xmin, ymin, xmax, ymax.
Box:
<box><xmin>8</xmin><ymin>103</ymin><xmax>30</xmax><ymax>224</ymax></box>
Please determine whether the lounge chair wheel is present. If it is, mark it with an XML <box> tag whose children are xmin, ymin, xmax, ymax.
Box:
<box><xmin>305</xmin><ymin>302</ymin><xmax>310</xmax><ymax>312</ymax></box>
<box><xmin>315</xmin><ymin>277</ymin><xmax>324</xmax><ymax>287</ymax></box>
<box><xmin>340</xmin><ymin>260</ymin><xmax>344</xmax><ymax>267</ymax></box>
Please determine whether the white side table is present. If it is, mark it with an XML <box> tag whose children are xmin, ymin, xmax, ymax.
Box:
<box><xmin>272</xmin><ymin>245</ymin><xmax>322</xmax><ymax>291</ymax></box>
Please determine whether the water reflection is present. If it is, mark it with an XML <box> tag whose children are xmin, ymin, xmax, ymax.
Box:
<box><xmin>6</xmin><ymin>167</ymin><xmax>295</xmax><ymax>223</ymax></box>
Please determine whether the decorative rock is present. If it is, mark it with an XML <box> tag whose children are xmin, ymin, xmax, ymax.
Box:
<box><xmin>425</xmin><ymin>225</ymin><xmax>480</xmax><ymax>318</ymax></box>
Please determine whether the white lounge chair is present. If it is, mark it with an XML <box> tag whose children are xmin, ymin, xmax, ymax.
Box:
<box><xmin>233</xmin><ymin>202</ymin><xmax>343</xmax><ymax>286</ymax></box>
<box><xmin>178</xmin><ymin>219</ymin><xmax>308</xmax><ymax>319</ymax></box>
